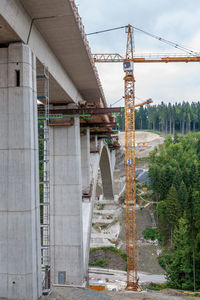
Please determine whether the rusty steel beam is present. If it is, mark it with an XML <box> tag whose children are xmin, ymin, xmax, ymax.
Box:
<box><xmin>89</xmin><ymin>131</ymin><xmax>118</xmax><ymax>135</ymax></box>
<box><xmin>38</xmin><ymin>107</ymin><xmax>122</xmax><ymax>115</ymax></box>
<box><xmin>80</xmin><ymin>122</ymin><xmax>117</xmax><ymax>128</ymax></box>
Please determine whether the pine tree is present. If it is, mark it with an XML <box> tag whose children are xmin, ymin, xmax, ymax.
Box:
<box><xmin>167</xmin><ymin>217</ymin><xmax>193</xmax><ymax>290</ymax></box>
<box><xmin>166</xmin><ymin>185</ymin><xmax>181</xmax><ymax>230</ymax></box>
<box><xmin>177</xmin><ymin>181</ymin><xmax>188</xmax><ymax>212</ymax></box>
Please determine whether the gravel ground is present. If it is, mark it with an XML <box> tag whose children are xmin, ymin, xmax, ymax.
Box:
<box><xmin>40</xmin><ymin>288</ymin><xmax>111</xmax><ymax>300</ymax></box>
<box><xmin>39</xmin><ymin>287</ymin><xmax>199</xmax><ymax>300</ymax></box>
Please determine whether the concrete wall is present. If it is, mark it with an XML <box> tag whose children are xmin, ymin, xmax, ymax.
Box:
<box><xmin>50</xmin><ymin>119</ymin><xmax>84</xmax><ymax>285</ymax></box>
<box><xmin>0</xmin><ymin>43</ymin><xmax>41</xmax><ymax>299</ymax></box>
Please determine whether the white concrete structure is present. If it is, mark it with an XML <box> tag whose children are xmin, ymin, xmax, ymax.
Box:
<box><xmin>0</xmin><ymin>43</ymin><xmax>41</xmax><ymax>299</ymax></box>
<box><xmin>49</xmin><ymin>119</ymin><xmax>84</xmax><ymax>285</ymax></box>
<box><xmin>82</xmin><ymin>140</ymin><xmax>116</xmax><ymax>272</ymax></box>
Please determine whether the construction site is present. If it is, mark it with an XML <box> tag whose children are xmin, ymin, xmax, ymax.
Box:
<box><xmin>1</xmin><ymin>0</ymin><xmax>200</xmax><ymax>299</ymax></box>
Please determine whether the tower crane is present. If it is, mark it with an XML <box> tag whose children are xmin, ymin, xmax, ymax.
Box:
<box><xmin>92</xmin><ymin>24</ymin><xmax>200</xmax><ymax>290</ymax></box>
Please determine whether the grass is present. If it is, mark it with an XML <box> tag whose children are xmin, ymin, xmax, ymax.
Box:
<box><xmin>90</xmin><ymin>246</ymin><xmax>127</xmax><ymax>261</ymax></box>
<box><xmin>135</xmin><ymin>156</ymin><xmax>151</xmax><ymax>163</ymax></box>
<box><xmin>145</xmin><ymin>129</ymin><xmax>162</xmax><ymax>136</ymax></box>
<box><xmin>119</xmin><ymin>192</ymin><xmax>126</xmax><ymax>205</ymax></box>
<box><xmin>148</xmin><ymin>282</ymin><xmax>168</xmax><ymax>291</ymax></box>
<box><xmin>142</xmin><ymin>227</ymin><xmax>161</xmax><ymax>241</ymax></box>
<box><xmin>97</xmin><ymin>203</ymin><xmax>105</xmax><ymax>210</ymax></box>
<box><xmin>147</xmin><ymin>283</ymin><xmax>200</xmax><ymax>297</ymax></box>
<box><xmin>89</xmin><ymin>258</ymin><xmax>108</xmax><ymax>267</ymax></box>
<box><xmin>100</xmin><ymin>224</ymin><xmax>109</xmax><ymax>230</ymax></box>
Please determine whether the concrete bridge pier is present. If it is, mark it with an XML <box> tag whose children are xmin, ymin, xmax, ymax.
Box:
<box><xmin>50</xmin><ymin>118</ymin><xmax>84</xmax><ymax>285</ymax></box>
<box><xmin>100</xmin><ymin>145</ymin><xmax>114</xmax><ymax>200</ymax></box>
<box><xmin>0</xmin><ymin>43</ymin><xmax>41</xmax><ymax>299</ymax></box>
<box><xmin>81</xmin><ymin>129</ymin><xmax>91</xmax><ymax>193</ymax></box>
<box><xmin>90</xmin><ymin>136</ymin><xmax>98</xmax><ymax>152</ymax></box>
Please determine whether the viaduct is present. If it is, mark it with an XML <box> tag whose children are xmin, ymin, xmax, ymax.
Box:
<box><xmin>0</xmin><ymin>1</ymin><xmax>118</xmax><ymax>299</ymax></box>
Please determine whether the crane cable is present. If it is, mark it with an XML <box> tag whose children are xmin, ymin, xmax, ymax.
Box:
<box><xmin>87</xmin><ymin>25</ymin><xmax>126</xmax><ymax>36</ymax></box>
<box><xmin>110</xmin><ymin>97</ymin><xmax>124</xmax><ymax>107</ymax></box>
<box><xmin>87</xmin><ymin>25</ymin><xmax>199</xmax><ymax>56</ymax></box>
<box><xmin>133</xmin><ymin>26</ymin><xmax>199</xmax><ymax>56</ymax></box>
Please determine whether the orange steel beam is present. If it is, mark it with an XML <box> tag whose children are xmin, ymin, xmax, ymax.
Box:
<box><xmin>93</xmin><ymin>53</ymin><xmax>200</xmax><ymax>63</ymax></box>
<box><xmin>134</xmin><ymin>99</ymin><xmax>153</xmax><ymax>108</ymax></box>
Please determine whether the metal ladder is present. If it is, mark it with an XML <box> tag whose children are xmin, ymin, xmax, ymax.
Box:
<box><xmin>37</xmin><ymin>66</ymin><xmax>51</xmax><ymax>293</ymax></box>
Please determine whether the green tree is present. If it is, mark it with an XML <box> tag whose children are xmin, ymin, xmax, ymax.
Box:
<box><xmin>167</xmin><ymin>217</ymin><xmax>193</xmax><ymax>290</ymax></box>
<box><xmin>156</xmin><ymin>200</ymin><xmax>169</xmax><ymax>238</ymax></box>
<box><xmin>177</xmin><ymin>181</ymin><xmax>188</xmax><ymax>211</ymax></box>
<box><xmin>166</xmin><ymin>185</ymin><xmax>181</xmax><ymax>242</ymax></box>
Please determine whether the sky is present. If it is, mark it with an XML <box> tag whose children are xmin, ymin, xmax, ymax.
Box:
<box><xmin>77</xmin><ymin>0</ymin><xmax>200</xmax><ymax>107</ymax></box>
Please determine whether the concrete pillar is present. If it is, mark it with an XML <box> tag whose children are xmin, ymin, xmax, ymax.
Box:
<box><xmin>110</xmin><ymin>149</ymin><xmax>116</xmax><ymax>172</ymax></box>
<box><xmin>0</xmin><ymin>43</ymin><xmax>41</xmax><ymax>299</ymax></box>
<box><xmin>90</xmin><ymin>135</ymin><xmax>98</xmax><ymax>152</ymax></box>
<box><xmin>50</xmin><ymin>118</ymin><xmax>84</xmax><ymax>285</ymax></box>
<box><xmin>100</xmin><ymin>147</ymin><xmax>114</xmax><ymax>200</ymax></box>
<box><xmin>81</xmin><ymin>129</ymin><xmax>90</xmax><ymax>193</ymax></box>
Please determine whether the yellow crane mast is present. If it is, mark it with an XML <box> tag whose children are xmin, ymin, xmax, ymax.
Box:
<box><xmin>92</xmin><ymin>24</ymin><xmax>200</xmax><ymax>291</ymax></box>
<box><xmin>123</xmin><ymin>24</ymin><xmax>138</xmax><ymax>290</ymax></box>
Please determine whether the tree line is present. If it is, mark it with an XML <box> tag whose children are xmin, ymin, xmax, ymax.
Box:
<box><xmin>148</xmin><ymin>133</ymin><xmax>200</xmax><ymax>290</ymax></box>
<box><xmin>116</xmin><ymin>102</ymin><xmax>200</xmax><ymax>135</ymax></box>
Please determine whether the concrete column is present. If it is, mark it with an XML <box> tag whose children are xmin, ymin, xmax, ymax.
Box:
<box><xmin>90</xmin><ymin>135</ymin><xmax>98</xmax><ymax>152</ymax></box>
<box><xmin>110</xmin><ymin>149</ymin><xmax>116</xmax><ymax>172</ymax></box>
<box><xmin>50</xmin><ymin>118</ymin><xmax>84</xmax><ymax>285</ymax></box>
<box><xmin>81</xmin><ymin>129</ymin><xmax>90</xmax><ymax>193</ymax></box>
<box><xmin>0</xmin><ymin>43</ymin><xmax>41</xmax><ymax>299</ymax></box>
<box><xmin>100</xmin><ymin>147</ymin><xmax>114</xmax><ymax>200</ymax></box>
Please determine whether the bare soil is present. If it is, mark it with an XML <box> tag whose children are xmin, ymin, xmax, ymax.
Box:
<box><xmin>118</xmin><ymin>208</ymin><xmax>164</xmax><ymax>274</ymax></box>
<box><xmin>90</xmin><ymin>207</ymin><xmax>165</xmax><ymax>274</ymax></box>
<box><xmin>119</xmin><ymin>131</ymin><xmax>164</xmax><ymax>147</ymax></box>
<box><xmin>119</xmin><ymin>131</ymin><xmax>164</xmax><ymax>158</ymax></box>
<box><xmin>89</xmin><ymin>250</ymin><xmax>126</xmax><ymax>271</ymax></box>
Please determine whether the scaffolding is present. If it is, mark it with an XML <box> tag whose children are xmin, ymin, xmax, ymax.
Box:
<box><xmin>37</xmin><ymin>66</ymin><xmax>51</xmax><ymax>292</ymax></box>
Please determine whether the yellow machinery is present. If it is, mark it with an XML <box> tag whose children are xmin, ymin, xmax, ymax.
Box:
<box><xmin>92</xmin><ymin>24</ymin><xmax>200</xmax><ymax>290</ymax></box>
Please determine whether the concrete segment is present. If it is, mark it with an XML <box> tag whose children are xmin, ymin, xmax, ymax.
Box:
<box><xmin>50</xmin><ymin>119</ymin><xmax>85</xmax><ymax>285</ymax></box>
<box><xmin>0</xmin><ymin>43</ymin><xmax>41</xmax><ymax>299</ymax></box>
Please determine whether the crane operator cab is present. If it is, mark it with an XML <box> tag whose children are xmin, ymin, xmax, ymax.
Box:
<box><xmin>123</xmin><ymin>61</ymin><xmax>133</xmax><ymax>72</ymax></box>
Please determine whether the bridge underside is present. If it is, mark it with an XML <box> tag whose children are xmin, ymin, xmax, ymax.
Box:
<box><xmin>0</xmin><ymin>0</ymin><xmax>104</xmax><ymax>104</ymax></box>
